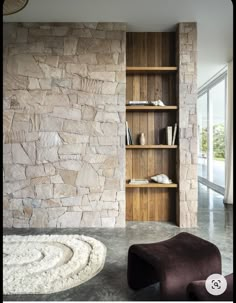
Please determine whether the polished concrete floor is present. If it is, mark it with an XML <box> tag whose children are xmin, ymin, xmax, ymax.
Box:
<box><xmin>3</xmin><ymin>183</ymin><xmax>233</xmax><ymax>301</ymax></box>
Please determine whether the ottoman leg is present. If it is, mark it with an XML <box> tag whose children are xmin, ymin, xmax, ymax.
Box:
<box><xmin>127</xmin><ymin>248</ymin><xmax>159</xmax><ymax>290</ymax></box>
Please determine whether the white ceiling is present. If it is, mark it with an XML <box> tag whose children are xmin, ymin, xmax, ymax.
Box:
<box><xmin>3</xmin><ymin>0</ymin><xmax>233</xmax><ymax>87</ymax></box>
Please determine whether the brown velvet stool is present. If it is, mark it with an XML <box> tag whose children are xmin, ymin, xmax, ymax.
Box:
<box><xmin>127</xmin><ymin>232</ymin><xmax>222</xmax><ymax>300</ymax></box>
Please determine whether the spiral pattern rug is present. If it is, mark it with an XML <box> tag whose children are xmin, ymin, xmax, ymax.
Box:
<box><xmin>3</xmin><ymin>234</ymin><xmax>107</xmax><ymax>295</ymax></box>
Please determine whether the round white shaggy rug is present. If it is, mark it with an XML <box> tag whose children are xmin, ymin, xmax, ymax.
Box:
<box><xmin>3</xmin><ymin>234</ymin><xmax>107</xmax><ymax>295</ymax></box>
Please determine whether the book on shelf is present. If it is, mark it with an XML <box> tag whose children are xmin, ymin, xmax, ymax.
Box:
<box><xmin>172</xmin><ymin>123</ymin><xmax>177</xmax><ymax>145</ymax></box>
<box><xmin>166</xmin><ymin>126</ymin><xmax>172</xmax><ymax>145</ymax></box>
<box><xmin>127</xmin><ymin>100</ymin><xmax>149</xmax><ymax>105</ymax></box>
<box><xmin>126</xmin><ymin>121</ymin><xmax>133</xmax><ymax>145</ymax></box>
<box><xmin>129</xmin><ymin>179</ymin><xmax>149</xmax><ymax>184</ymax></box>
<box><xmin>125</xmin><ymin>121</ymin><xmax>130</xmax><ymax>145</ymax></box>
<box><xmin>128</xmin><ymin>128</ymin><xmax>133</xmax><ymax>144</ymax></box>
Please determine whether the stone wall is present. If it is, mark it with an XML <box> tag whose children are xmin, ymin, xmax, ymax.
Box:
<box><xmin>176</xmin><ymin>23</ymin><xmax>198</xmax><ymax>227</ymax></box>
<box><xmin>3</xmin><ymin>22</ymin><xmax>126</xmax><ymax>228</ymax></box>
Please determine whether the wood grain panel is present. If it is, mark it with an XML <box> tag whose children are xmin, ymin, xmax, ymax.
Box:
<box><xmin>125</xmin><ymin>32</ymin><xmax>177</xmax><ymax>223</ymax></box>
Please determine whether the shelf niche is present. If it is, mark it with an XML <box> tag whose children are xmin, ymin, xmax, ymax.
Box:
<box><xmin>126</xmin><ymin>32</ymin><xmax>177</xmax><ymax>223</ymax></box>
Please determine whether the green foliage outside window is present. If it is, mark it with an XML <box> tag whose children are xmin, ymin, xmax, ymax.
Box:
<box><xmin>199</xmin><ymin>123</ymin><xmax>225</xmax><ymax>159</ymax></box>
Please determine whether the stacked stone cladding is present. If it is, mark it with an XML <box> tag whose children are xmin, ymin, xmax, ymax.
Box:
<box><xmin>3</xmin><ymin>22</ymin><xmax>126</xmax><ymax>228</ymax></box>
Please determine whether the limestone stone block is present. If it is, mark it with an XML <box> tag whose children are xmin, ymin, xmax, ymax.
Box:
<box><xmin>47</xmin><ymin>207</ymin><xmax>67</xmax><ymax>220</ymax></box>
<box><xmin>64</xmin><ymin>37</ymin><xmax>78</xmax><ymax>55</ymax></box>
<box><xmin>186</xmin><ymin>164</ymin><xmax>197</xmax><ymax>179</ymax></box>
<box><xmin>102</xmin><ymin>202</ymin><xmax>119</xmax><ymax>210</ymax></box>
<box><xmin>38</xmin><ymin>63</ymin><xmax>62</xmax><ymax>79</ymax></box>
<box><xmin>57</xmin><ymin>211</ymin><xmax>82</xmax><ymax>227</ymax></box>
<box><xmin>59</xmin><ymin>133</ymin><xmax>89</xmax><ymax>144</ymax></box>
<box><xmin>103</xmin><ymin>169</ymin><xmax>114</xmax><ymax>177</ymax></box>
<box><xmin>96</xmin><ymin>54</ymin><xmax>115</xmax><ymax>64</ymax></box>
<box><xmin>3</xmin><ymin>179</ymin><xmax>30</xmax><ymax>195</ymax></box>
<box><xmin>3</xmin><ymin>111</ymin><xmax>14</xmax><ymax>132</ymax></box>
<box><xmin>89</xmin><ymin>71</ymin><xmax>116</xmax><ymax>82</ymax></box>
<box><xmin>10</xmin><ymin>198</ymin><xmax>23</xmax><ymax>210</ymax></box>
<box><xmin>98</xmin><ymin>136</ymin><xmax>119</xmax><ymax>146</ymax></box>
<box><xmin>102</xmin><ymin>82</ymin><xmax>117</xmax><ymax>95</ymax></box>
<box><xmin>116</xmin><ymin>71</ymin><xmax>125</xmax><ymax>83</ymax></box>
<box><xmin>87</xmin><ymin>39</ymin><xmax>111</xmax><ymax>53</ymax></box>
<box><xmin>66</xmin><ymin>63</ymin><xmax>87</xmax><ymax>77</ymax></box>
<box><xmin>76</xmin><ymin>163</ymin><xmax>99</xmax><ymax>187</ymax></box>
<box><xmin>101</xmin><ymin>190</ymin><xmax>117</xmax><ymax>201</ymax></box>
<box><xmin>95</xmin><ymin>112</ymin><xmax>120</xmax><ymax>123</ymax></box>
<box><xmin>72</xmin><ymin>28</ymin><xmax>92</xmax><ymax>37</ymax></box>
<box><xmin>3</xmin><ymin>74</ymin><xmax>28</xmax><ymax>90</ymax></box>
<box><xmin>61</xmin><ymin>196</ymin><xmax>81</xmax><ymax>206</ymax></box>
<box><xmin>44</xmin><ymin>93</ymin><xmax>69</xmax><ymax>106</ymax></box>
<box><xmin>7</xmin><ymin>54</ymin><xmax>44</xmax><ymax>78</ymax></box>
<box><xmin>63</xmin><ymin>120</ymin><xmax>91</xmax><ymax>134</ymax></box>
<box><xmin>31</xmin><ymin>176</ymin><xmax>50</xmax><ymax>185</ymax></box>
<box><xmin>45</xmin><ymin>55</ymin><xmax>59</xmax><ymax>67</ymax></box>
<box><xmin>52</xmin><ymin>26</ymin><xmax>69</xmax><ymax>36</ymax></box>
<box><xmin>39</xmin><ymin>79</ymin><xmax>52</xmax><ymax>90</ymax></box>
<box><xmin>78</xmin><ymin>53</ymin><xmax>97</xmax><ymax>64</ymax></box>
<box><xmin>101</xmin><ymin>156</ymin><xmax>119</xmax><ymax>169</ymax></box>
<box><xmin>4</xmin><ymin>164</ymin><xmax>25</xmax><ymax>181</ymax></box>
<box><xmin>41</xmin><ymin>199</ymin><xmax>61</xmax><ymax>208</ymax></box>
<box><xmin>58</xmin><ymin>143</ymin><xmax>86</xmax><ymax>155</ymax></box>
<box><xmin>116</xmin><ymin>83</ymin><xmax>126</xmax><ymax>95</ymax></box>
<box><xmin>97</xmin><ymin>23</ymin><xmax>113</xmax><ymax>30</ymax></box>
<box><xmin>28</xmin><ymin>78</ymin><xmax>40</xmax><ymax>90</ymax></box>
<box><xmin>50</xmin><ymin>174</ymin><xmax>64</xmax><ymax>183</ymax></box>
<box><xmin>54</xmin><ymin>184</ymin><xmax>76</xmax><ymax>198</ymax></box>
<box><xmin>40</xmin><ymin>116</ymin><xmax>63</xmax><ymax>131</ymax></box>
<box><xmin>12</xmin><ymin>143</ymin><xmax>32</xmax><ymax>165</ymax></box>
<box><xmin>54</xmin><ymin>160</ymin><xmax>82</xmax><ymax>171</ymax></box>
<box><xmin>30</xmin><ymin>208</ymin><xmax>49</xmax><ymax>228</ymax></box>
<box><xmin>13</xmin><ymin>185</ymin><xmax>35</xmax><ymax>198</ymax></box>
<box><xmin>22</xmin><ymin>142</ymin><xmax>36</xmax><ymax>164</ymax></box>
<box><xmin>101</xmin><ymin>217</ymin><xmax>115</xmax><ymax>227</ymax></box>
<box><xmin>73</xmin><ymin>76</ymin><xmax>103</xmax><ymax>94</ymax></box>
<box><xmin>44</xmin><ymin>163</ymin><xmax>56</xmax><ymax>175</ymax></box>
<box><xmin>51</xmin><ymin>106</ymin><xmax>81</xmax><ymax>120</ymax></box>
<box><xmin>80</xmin><ymin>211</ymin><xmax>101</xmax><ymax>227</ymax></box>
<box><xmin>106</xmin><ymin>30</ymin><xmax>124</xmax><ymax>40</ymax></box>
<box><xmin>111</xmin><ymin>40</ymin><xmax>122</xmax><ymax>52</ymax></box>
<box><xmin>37</xmin><ymin>132</ymin><xmax>62</xmax><ymax>148</ymax></box>
<box><xmin>35</xmin><ymin>184</ymin><xmax>53</xmax><ymax>199</ymax></box>
<box><xmin>37</xmin><ymin>146</ymin><xmax>59</xmax><ymax>163</ymax></box>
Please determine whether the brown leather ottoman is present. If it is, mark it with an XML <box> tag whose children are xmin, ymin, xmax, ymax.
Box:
<box><xmin>187</xmin><ymin>273</ymin><xmax>233</xmax><ymax>301</ymax></box>
<box><xmin>127</xmin><ymin>232</ymin><xmax>222</xmax><ymax>300</ymax></box>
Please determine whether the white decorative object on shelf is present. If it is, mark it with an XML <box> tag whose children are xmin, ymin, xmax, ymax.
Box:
<box><xmin>166</xmin><ymin>126</ymin><xmax>172</xmax><ymax>145</ymax></box>
<box><xmin>129</xmin><ymin>179</ymin><xmax>149</xmax><ymax>184</ymax></box>
<box><xmin>150</xmin><ymin>99</ymin><xmax>165</xmax><ymax>106</ymax></box>
<box><xmin>151</xmin><ymin>174</ymin><xmax>172</xmax><ymax>184</ymax></box>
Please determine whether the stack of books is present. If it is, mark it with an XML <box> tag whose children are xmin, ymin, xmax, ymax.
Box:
<box><xmin>126</xmin><ymin>121</ymin><xmax>133</xmax><ymax>145</ymax></box>
<box><xmin>127</xmin><ymin>101</ymin><xmax>149</xmax><ymax>106</ymax></box>
<box><xmin>166</xmin><ymin>123</ymin><xmax>178</xmax><ymax>145</ymax></box>
<box><xmin>129</xmin><ymin>179</ymin><xmax>149</xmax><ymax>184</ymax></box>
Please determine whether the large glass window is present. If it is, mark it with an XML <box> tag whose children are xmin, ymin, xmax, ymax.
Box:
<box><xmin>197</xmin><ymin>72</ymin><xmax>227</xmax><ymax>194</ymax></box>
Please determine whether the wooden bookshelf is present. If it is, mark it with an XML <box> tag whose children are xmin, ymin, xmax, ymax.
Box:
<box><xmin>126</xmin><ymin>145</ymin><xmax>177</xmax><ymax>149</ymax></box>
<box><xmin>126</xmin><ymin>32</ymin><xmax>177</xmax><ymax>223</ymax></box>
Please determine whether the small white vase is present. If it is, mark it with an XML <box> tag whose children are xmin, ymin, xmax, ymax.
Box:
<box><xmin>140</xmin><ymin>133</ymin><xmax>145</xmax><ymax>145</ymax></box>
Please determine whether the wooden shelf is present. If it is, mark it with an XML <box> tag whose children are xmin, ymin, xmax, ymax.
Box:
<box><xmin>126</xmin><ymin>66</ymin><xmax>178</xmax><ymax>74</ymax></box>
<box><xmin>126</xmin><ymin>182</ymin><xmax>178</xmax><ymax>188</ymax></box>
<box><xmin>126</xmin><ymin>105</ymin><xmax>177</xmax><ymax>111</ymax></box>
<box><xmin>126</xmin><ymin>145</ymin><xmax>177</xmax><ymax>149</ymax></box>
